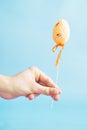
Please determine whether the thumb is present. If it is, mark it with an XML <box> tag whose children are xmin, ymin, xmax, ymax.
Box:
<box><xmin>35</xmin><ymin>82</ymin><xmax>61</xmax><ymax>96</ymax></box>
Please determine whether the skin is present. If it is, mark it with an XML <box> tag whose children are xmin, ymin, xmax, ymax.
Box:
<box><xmin>0</xmin><ymin>67</ymin><xmax>62</xmax><ymax>101</ymax></box>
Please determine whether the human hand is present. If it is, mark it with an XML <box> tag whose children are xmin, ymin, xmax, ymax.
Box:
<box><xmin>0</xmin><ymin>67</ymin><xmax>62</xmax><ymax>100</ymax></box>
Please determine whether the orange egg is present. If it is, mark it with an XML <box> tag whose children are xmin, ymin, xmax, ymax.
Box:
<box><xmin>52</xmin><ymin>19</ymin><xmax>70</xmax><ymax>66</ymax></box>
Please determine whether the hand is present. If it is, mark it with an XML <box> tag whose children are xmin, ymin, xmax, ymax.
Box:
<box><xmin>0</xmin><ymin>67</ymin><xmax>62</xmax><ymax>100</ymax></box>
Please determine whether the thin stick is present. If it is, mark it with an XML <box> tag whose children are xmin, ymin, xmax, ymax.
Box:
<box><xmin>50</xmin><ymin>47</ymin><xmax>63</xmax><ymax>109</ymax></box>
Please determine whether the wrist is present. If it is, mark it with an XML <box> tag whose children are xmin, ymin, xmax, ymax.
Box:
<box><xmin>0</xmin><ymin>75</ymin><xmax>13</xmax><ymax>99</ymax></box>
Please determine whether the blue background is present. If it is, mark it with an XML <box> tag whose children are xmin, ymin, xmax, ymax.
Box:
<box><xmin>0</xmin><ymin>0</ymin><xmax>87</xmax><ymax>130</ymax></box>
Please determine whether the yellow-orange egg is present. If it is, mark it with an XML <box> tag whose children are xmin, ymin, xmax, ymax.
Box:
<box><xmin>53</xmin><ymin>19</ymin><xmax>70</xmax><ymax>47</ymax></box>
<box><xmin>52</xmin><ymin>19</ymin><xmax>70</xmax><ymax>66</ymax></box>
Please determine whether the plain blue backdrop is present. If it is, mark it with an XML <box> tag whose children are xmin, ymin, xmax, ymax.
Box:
<box><xmin>0</xmin><ymin>0</ymin><xmax>87</xmax><ymax>130</ymax></box>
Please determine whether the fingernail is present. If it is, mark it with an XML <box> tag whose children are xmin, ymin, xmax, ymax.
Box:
<box><xmin>56</xmin><ymin>89</ymin><xmax>62</xmax><ymax>94</ymax></box>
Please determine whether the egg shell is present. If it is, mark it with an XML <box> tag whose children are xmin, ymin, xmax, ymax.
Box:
<box><xmin>53</xmin><ymin>19</ymin><xmax>70</xmax><ymax>46</ymax></box>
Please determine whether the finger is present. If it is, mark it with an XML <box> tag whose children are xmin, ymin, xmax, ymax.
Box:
<box><xmin>31</xmin><ymin>67</ymin><xmax>59</xmax><ymax>88</ymax></box>
<box><xmin>52</xmin><ymin>95</ymin><xmax>59</xmax><ymax>101</ymax></box>
<box><xmin>27</xmin><ymin>93</ymin><xmax>40</xmax><ymax>100</ymax></box>
<box><xmin>39</xmin><ymin>71</ymin><xmax>58</xmax><ymax>88</ymax></box>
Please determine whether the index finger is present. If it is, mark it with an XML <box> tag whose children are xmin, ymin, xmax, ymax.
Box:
<box><xmin>38</xmin><ymin>70</ymin><xmax>58</xmax><ymax>88</ymax></box>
